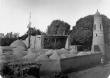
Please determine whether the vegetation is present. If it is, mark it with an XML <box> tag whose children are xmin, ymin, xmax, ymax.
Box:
<box><xmin>47</xmin><ymin>20</ymin><xmax>70</xmax><ymax>35</ymax></box>
<box><xmin>19</xmin><ymin>27</ymin><xmax>43</xmax><ymax>40</ymax></box>
<box><xmin>1</xmin><ymin>37</ymin><xmax>17</xmax><ymax>46</ymax></box>
<box><xmin>0</xmin><ymin>32</ymin><xmax>19</xmax><ymax>46</ymax></box>
<box><xmin>70</xmin><ymin>15</ymin><xmax>94</xmax><ymax>50</ymax></box>
<box><xmin>46</xmin><ymin>15</ymin><xmax>110</xmax><ymax>50</ymax></box>
<box><xmin>45</xmin><ymin>20</ymin><xmax>70</xmax><ymax>49</ymax></box>
<box><xmin>0</xmin><ymin>27</ymin><xmax>43</xmax><ymax>46</ymax></box>
<box><xmin>43</xmin><ymin>36</ymin><xmax>67</xmax><ymax>49</ymax></box>
<box><xmin>101</xmin><ymin>15</ymin><xmax>110</xmax><ymax>45</ymax></box>
<box><xmin>70</xmin><ymin>15</ymin><xmax>110</xmax><ymax>51</ymax></box>
<box><xmin>1</xmin><ymin>14</ymin><xmax>110</xmax><ymax>50</ymax></box>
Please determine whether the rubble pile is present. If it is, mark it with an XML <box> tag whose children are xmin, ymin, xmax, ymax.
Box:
<box><xmin>0</xmin><ymin>39</ymin><xmax>96</xmax><ymax>62</ymax></box>
<box><xmin>0</xmin><ymin>39</ymin><xmax>102</xmax><ymax>77</ymax></box>
<box><xmin>10</xmin><ymin>40</ymin><xmax>27</xmax><ymax>49</ymax></box>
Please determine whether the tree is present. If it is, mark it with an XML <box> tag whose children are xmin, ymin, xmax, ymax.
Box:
<box><xmin>27</xmin><ymin>27</ymin><xmax>42</xmax><ymax>36</ymax></box>
<box><xmin>101</xmin><ymin>15</ymin><xmax>110</xmax><ymax>45</ymax></box>
<box><xmin>1</xmin><ymin>32</ymin><xmax>18</xmax><ymax>46</ymax></box>
<box><xmin>47</xmin><ymin>20</ymin><xmax>70</xmax><ymax>35</ymax></box>
<box><xmin>19</xmin><ymin>27</ymin><xmax>43</xmax><ymax>40</ymax></box>
<box><xmin>5</xmin><ymin>32</ymin><xmax>19</xmax><ymax>38</ymax></box>
<box><xmin>70</xmin><ymin>15</ymin><xmax>94</xmax><ymax>46</ymax></box>
<box><xmin>70</xmin><ymin>14</ymin><xmax>110</xmax><ymax>51</ymax></box>
<box><xmin>1</xmin><ymin>37</ymin><xmax>17</xmax><ymax>46</ymax></box>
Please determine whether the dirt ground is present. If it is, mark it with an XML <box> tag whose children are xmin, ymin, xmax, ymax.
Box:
<box><xmin>68</xmin><ymin>63</ymin><xmax>110</xmax><ymax>78</ymax></box>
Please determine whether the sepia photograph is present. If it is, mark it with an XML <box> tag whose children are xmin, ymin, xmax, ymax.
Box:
<box><xmin>0</xmin><ymin>0</ymin><xmax>110</xmax><ymax>78</ymax></box>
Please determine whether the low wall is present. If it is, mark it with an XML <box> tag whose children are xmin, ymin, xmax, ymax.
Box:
<box><xmin>39</xmin><ymin>52</ymin><xmax>102</xmax><ymax>76</ymax></box>
<box><xmin>39</xmin><ymin>60</ymin><xmax>61</xmax><ymax>76</ymax></box>
<box><xmin>60</xmin><ymin>52</ymin><xmax>102</xmax><ymax>73</ymax></box>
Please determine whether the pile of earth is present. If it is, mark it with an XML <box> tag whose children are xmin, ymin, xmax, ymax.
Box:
<box><xmin>0</xmin><ymin>39</ymin><xmax>96</xmax><ymax>62</ymax></box>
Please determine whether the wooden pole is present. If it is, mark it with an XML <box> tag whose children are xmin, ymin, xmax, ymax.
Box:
<box><xmin>28</xmin><ymin>27</ymin><xmax>31</xmax><ymax>48</ymax></box>
<box><xmin>27</xmin><ymin>10</ymin><xmax>31</xmax><ymax>48</ymax></box>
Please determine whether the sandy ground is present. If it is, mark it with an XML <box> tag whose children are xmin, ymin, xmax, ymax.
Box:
<box><xmin>40</xmin><ymin>63</ymin><xmax>110</xmax><ymax>78</ymax></box>
<box><xmin>68</xmin><ymin>63</ymin><xmax>110</xmax><ymax>78</ymax></box>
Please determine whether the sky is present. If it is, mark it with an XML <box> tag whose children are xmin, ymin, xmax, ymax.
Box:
<box><xmin>0</xmin><ymin>0</ymin><xmax>110</xmax><ymax>36</ymax></box>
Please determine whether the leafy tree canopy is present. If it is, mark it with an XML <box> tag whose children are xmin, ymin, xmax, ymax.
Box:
<box><xmin>19</xmin><ymin>27</ymin><xmax>43</xmax><ymax>40</ymax></box>
<box><xmin>47</xmin><ymin>20</ymin><xmax>70</xmax><ymax>35</ymax></box>
<box><xmin>70</xmin><ymin>15</ymin><xmax>94</xmax><ymax>46</ymax></box>
<box><xmin>70</xmin><ymin>14</ymin><xmax>110</xmax><ymax>50</ymax></box>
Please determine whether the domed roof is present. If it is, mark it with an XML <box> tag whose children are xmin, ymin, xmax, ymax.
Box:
<box><xmin>10</xmin><ymin>40</ymin><xmax>27</xmax><ymax>49</ymax></box>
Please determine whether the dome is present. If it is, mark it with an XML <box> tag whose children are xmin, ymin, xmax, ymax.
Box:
<box><xmin>10</xmin><ymin>40</ymin><xmax>27</xmax><ymax>49</ymax></box>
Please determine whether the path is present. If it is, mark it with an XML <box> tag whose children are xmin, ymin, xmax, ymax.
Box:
<box><xmin>69</xmin><ymin>62</ymin><xmax>110</xmax><ymax>78</ymax></box>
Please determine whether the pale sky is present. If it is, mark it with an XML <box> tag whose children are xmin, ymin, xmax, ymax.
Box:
<box><xmin>0</xmin><ymin>0</ymin><xmax>110</xmax><ymax>36</ymax></box>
